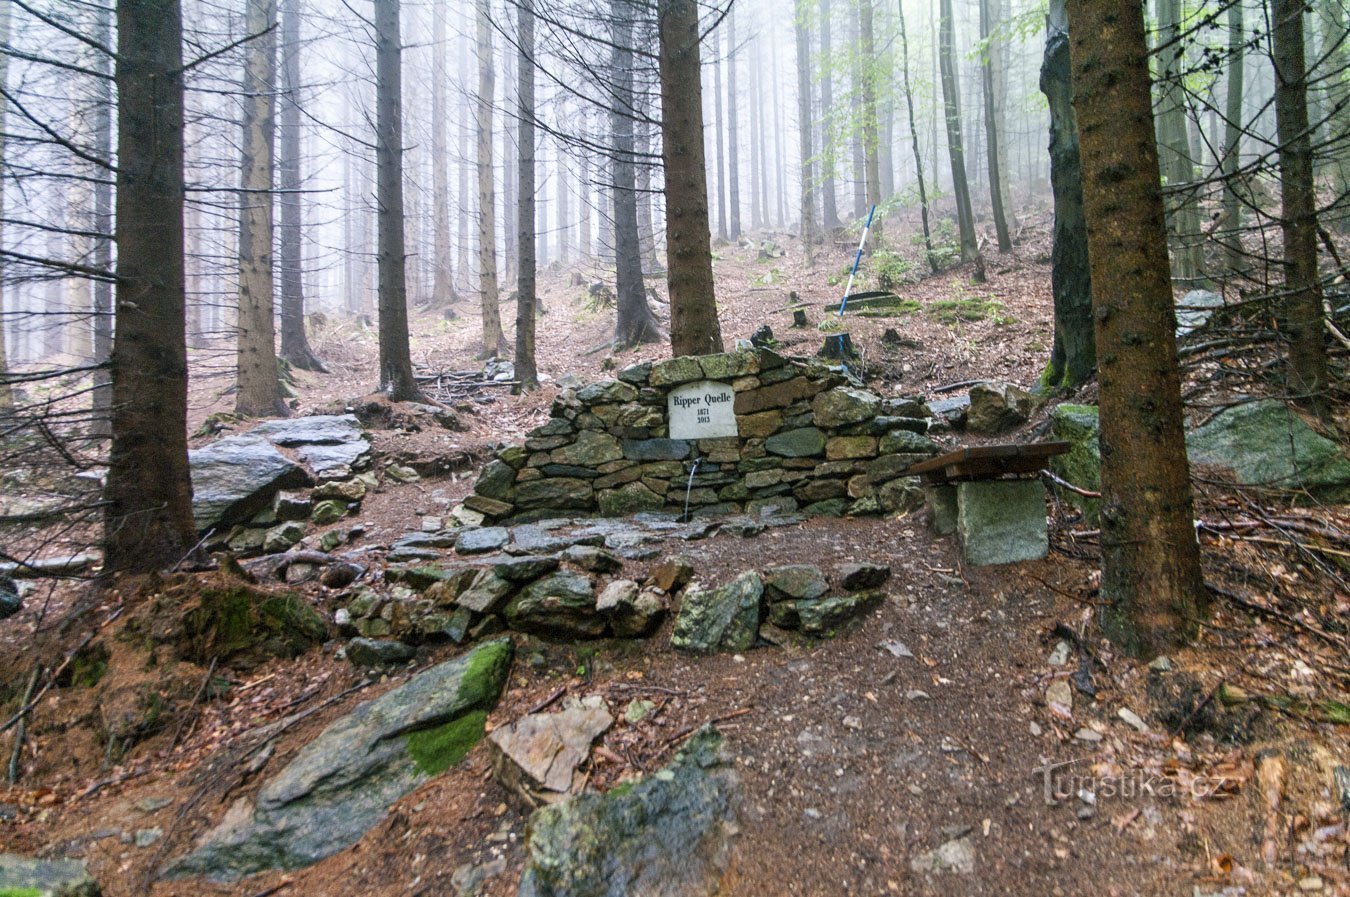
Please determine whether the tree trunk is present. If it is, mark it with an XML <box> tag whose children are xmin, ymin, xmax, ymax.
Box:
<box><xmin>1220</xmin><ymin>0</ymin><xmax>1245</xmax><ymax>274</ymax></box>
<box><xmin>514</xmin><ymin>0</ymin><xmax>538</xmax><ymax>392</ymax></box>
<box><xmin>727</xmin><ymin>6</ymin><xmax>742</xmax><ymax>240</ymax></box>
<box><xmin>374</xmin><ymin>0</ymin><xmax>421</xmax><ymax>400</ymax></box>
<box><xmin>795</xmin><ymin>2</ymin><xmax>820</xmax><ymax>261</ymax></box>
<box><xmin>614</xmin><ymin>0</ymin><xmax>662</xmax><ymax>348</ymax></box>
<box><xmin>713</xmin><ymin>29</ymin><xmax>727</xmax><ymax>242</ymax></box>
<box><xmin>235</xmin><ymin>0</ymin><xmax>286</xmax><ymax>418</ymax></box>
<box><xmin>90</xmin><ymin>2</ymin><xmax>114</xmax><ymax>433</ymax></box>
<box><xmin>896</xmin><ymin>0</ymin><xmax>934</xmax><ymax>272</ymax></box>
<box><xmin>819</xmin><ymin>0</ymin><xmax>842</xmax><ymax>232</ymax></box>
<box><xmin>104</xmin><ymin>0</ymin><xmax>198</xmax><ymax>574</ymax></box>
<box><xmin>1154</xmin><ymin>0</ymin><xmax>1203</xmax><ymax>285</ymax></box>
<box><xmin>430</xmin><ymin>0</ymin><xmax>457</xmax><ymax>310</ymax></box>
<box><xmin>476</xmin><ymin>0</ymin><xmax>504</xmax><ymax>357</ymax></box>
<box><xmin>0</xmin><ymin>0</ymin><xmax>9</xmax><ymax>411</ymax></box>
<box><xmin>858</xmin><ymin>0</ymin><xmax>882</xmax><ymax>245</ymax></box>
<box><xmin>1272</xmin><ymin>0</ymin><xmax>1331</xmax><ymax>415</ymax></box>
<box><xmin>659</xmin><ymin>0</ymin><xmax>723</xmax><ymax>357</ymax></box>
<box><xmin>847</xmin><ymin>8</ymin><xmax>866</xmax><ymax>221</ymax></box>
<box><xmin>1040</xmin><ymin>0</ymin><xmax>1093</xmax><ymax>388</ymax></box>
<box><xmin>938</xmin><ymin>0</ymin><xmax>977</xmax><ymax>262</ymax></box>
<box><xmin>980</xmin><ymin>0</ymin><xmax>1012</xmax><ymax>252</ymax></box>
<box><xmin>1066</xmin><ymin>0</ymin><xmax>1206</xmax><ymax>659</ymax></box>
<box><xmin>277</xmin><ymin>0</ymin><xmax>325</xmax><ymax>372</ymax></box>
<box><xmin>1320</xmin><ymin>2</ymin><xmax>1350</xmax><ymax>230</ymax></box>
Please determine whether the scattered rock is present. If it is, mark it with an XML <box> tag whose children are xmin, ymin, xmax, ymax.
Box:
<box><xmin>320</xmin><ymin>562</ymin><xmax>363</xmax><ymax>590</ymax></box>
<box><xmin>879</xmin><ymin>639</ymin><xmax>913</xmax><ymax>659</ymax></box>
<box><xmin>385</xmin><ymin>464</ymin><xmax>421</xmax><ymax>483</ymax></box>
<box><xmin>1046</xmin><ymin>680</ymin><xmax>1073</xmax><ymax>713</ymax></box>
<box><xmin>910</xmin><ymin>835</ymin><xmax>975</xmax><ymax>875</ymax></box>
<box><xmin>166</xmin><ymin>639</ymin><xmax>513</xmax><ymax>881</ymax></box>
<box><xmin>134</xmin><ymin>828</ymin><xmax>163</xmax><ymax>848</ymax></box>
<box><xmin>0</xmin><ymin>853</ymin><xmax>101</xmax><ymax>896</ymax></box>
<box><xmin>0</xmin><ymin>577</ymin><xmax>21</xmax><ymax>620</ymax></box>
<box><xmin>488</xmin><ymin>703</ymin><xmax>614</xmax><ymax>806</ymax></box>
<box><xmin>599</xmin><ymin>582</ymin><xmax>668</xmax><ymax>638</ymax></box>
<box><xmin>345</xmin><ymin>638</ymin><xmax>416</xmax><ymax>667</ymax></box>
<box><xmin>1048</xmin><ymin>640</ymin><xmax>1072</xmax><ymax>667</ymax></box>
<box><xmin>671</xmin><ymin>572</ymin><xmax>762</xmax><ymax>653</ymax></box>
<box><xmin>624</xmin><ymin>699</ymin><xmax>655</xmax><ymax>724</ymax></box>
<box><xmin>1175</xmin><ymin>288</ymin><xmax>1224</xmax><ymax>336</ymax></box>
<box><xmin>966</xmin><ymin>382</ymin><xmax>1035</xmax><ymax>434</ymax></box>
<box><xmin>262</xmin><ymin>521</ymin><xmax>305</xmax><ymax>554</ymax></box>
<box><xmin>311</xmin><ymin>499</ymin><xmax>349</xmax><ymax>526</ymax></box>
<box><xmin>517</xmin><ymin>726</ymin><xmax>737</xmax><ymax>897</ymax></box>
<box><xmin>647</xmin><ymin>555</ymin><xmax>696</xmax><ymax>593</ymax></box>
<box><xmin>796</xmin><ymin>592</ymin><xmax>882</xmax><ymax>636</ymax></box>
<box><xmin>1117</xmin><ymin>707</ymin><xmax>1148</xmax><ymax>732</ymax></box>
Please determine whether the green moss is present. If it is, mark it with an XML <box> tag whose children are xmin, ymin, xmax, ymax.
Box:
<box><xmin>69</xmin><ymin>645</ymin><xmax>109</xmax><ymax>688</ymax></box>
<box><xmin>258</xmin><ymin>593</ymin><xmax>328</xmax><ymax>644</ymax></box>
<box><xmin>185</xmin><ymin>586</ymin><xmax>326</xmax><ymax>664</ymax></box>
<box><xmin>455</xmin><ymin>638</ymin><xmax>514</xmax><ymax>708</ymax></box>
<box><xmin>405</xmin><ymin>709</ymin><xmax>487</xmax><ymax>776</ymax></box>
<box><xmin>0</xmin><ymin>887</ymin><xmax>44</xmax><ymax>897</ymax></box>
<box><xmin>926</xmin><ymin>297</ymin><xmax>1013</xmax><ymax>325</ymax></box>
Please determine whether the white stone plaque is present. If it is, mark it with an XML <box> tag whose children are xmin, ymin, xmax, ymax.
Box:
<box><xmin>668</xmin><ymin>380</ymin><xmax>738</xmax><ymax>440</ymax></box>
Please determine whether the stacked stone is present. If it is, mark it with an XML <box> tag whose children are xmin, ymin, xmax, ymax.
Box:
<box><xmin>337</xmin><ymin>550</ymin><xmax>681</xmax><ymax>651</ymax></box>
<box><xmin>466</xmin><ymin>348</ymin><xmax>942</xmax><ymax>523</ymax></box>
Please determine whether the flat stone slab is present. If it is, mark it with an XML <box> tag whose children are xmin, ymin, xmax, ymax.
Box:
<box><xmin>956</xmin><ymin>479</ymin><xmax>1048</xmax><ymax>566</ymax></box>
<box><xmin>166</xmin><ymin>638</ymin><xmax>513</xmax><ymax>882</ymax></box>
<box><xmin>190</xmin><ymin>436</ymin><xmax>313</xmax><ymax>533</ymax></box>
<box><xmin>251</xmin><ymin>414</ymin><xmax>365</xmax><ymax>447</ymax></box>
<box><xmin>488</xmin><ymin>702</ymin><xmax>614</xmax><ymax>805</ymax></box>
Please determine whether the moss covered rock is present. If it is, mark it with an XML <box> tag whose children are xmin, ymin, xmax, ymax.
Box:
<box><xmin>167</xmin><ymin>638</ymin><xmax>513</xmax><ymax>882</ymax></box>
<box><xmin>180</xmin><ymin>586</ymin><xmax>327</xmax><ymax>669</ymax></box>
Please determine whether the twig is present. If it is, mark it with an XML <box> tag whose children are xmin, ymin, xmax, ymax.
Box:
<box><xmin>528</xmin><ymin>686</ymin><xmax>567</xmax><ymax>715</ymax></box>
<box><xmin>1040</xmin><ymin>469</ymin><xmax>1101</xmax><ymax>499</ymax></box>
<box><xmin>1206</xmin><ymin>583</ymin><xmax>1345</xmax><ymax>650</ymax></box>
<box><xmin>655</xmin><ymin>707</ymin><xmax>753</xmax><ymax>758</ymax></box>
<box><xmin>7</xmin><ymin>665</ymin><xmax>41</xmax><ymax>784</ymax></box>
<box><xmin>171</xmin><ymin>657</ymin><xmax>219</xmax><ymax>748</ymax></box>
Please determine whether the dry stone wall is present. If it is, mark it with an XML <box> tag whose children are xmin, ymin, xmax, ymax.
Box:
<box><xmin>467</xmin><ymin>348</ymin><xmax>941</xmax><ymax>523</ymax></box>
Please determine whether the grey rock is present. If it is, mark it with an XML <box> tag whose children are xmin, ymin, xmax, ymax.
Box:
<box><xmin>190</xmin><ymin>436</ymin><xmax>312</xmax><ymax>533</ymax></box>
<box><xmin>273</xmin><ymin>491</ymin><xmax>312</xmax><ymax>521</ymax></box>
<box><xmin>517</xmin><ymin>726</ymin><xmax>737</xmax><ymax>897</ymax></box>
<box><xmin>910</xmin><ymin>836</ymin><xmax>976</xmax><ymax>875</ymax></box>
<box><xmin>763</xmin><ymin>565</ymin><xmax>829</xmax><ymax>602</ymax></box>
<box><xmin>956</xmin><ymin>480</ymin><xmax>1048</xmax><ymax>566</ymax></box>
<box><xmin>561</xmin><ymin>546</ymin><xmax>622</xmax><ymax>573</ymax></box>
<box><xmin>453</xmin><ymin>570</ymin><xmax>516</xmax><ymax>615</ymax></box>
<box><xmin>620</xmin><ymin>438</ymin><xmax>692</xmax><ymax>462</ymax></box>
<box><xmin>1187</xmin><ymin>400</ymin><xmax>1350</xmax><ymax>499</ymax></box>
<box><xmin>796</xmin><ymin>592</ymin><xmax>883</xmax><ymax>636</ymax></box>
<box><xmin>811</xmin><ymin>387</ymin><xmax>882</xmax><ymax>427</ymax></box>
<box><xmin>514</xmin><ymin>478</ymin><xmax>595</xmax><ymax>512</ymax></box>
<box><xmin>455</xmin><ymin>527</ymin><xmax>511</xmax><ymax>555</ymax></box>
<box><xmin>505</xmin><ymin>572</ymin><xmax>604</xmax><ymax>638</ymax></box>
<box><xmin>262</xmin><ymin>521</ymin><xmax>305</xmax><ymax>554</ymax></box>
<box><xmin>966</xmin><ymin>381</ymin><xmax>1035</xmax><ymax>434</ymax></box>
<box><xmin>877</xmin><ymin>429</ymin><xmax>941</xmax><ymax>456</ymax></box>
<box><xmin>0</xmin><ymin>853</ymin><xmax>101</xmax><ymax>896</ymax></box>
<box><xmin>166</xmin><ymin>639</ymin><xmax>512</xmax><ymax>882</ymax></box>
<box><xmin>345</xmin><ymin>638</ymin><xmax>416</xmax><ymax>667</ymax></box>
<box><xmin>1175</xmin><ymin>288</ymin><xmax>1224</xmax><ymax>336</ymax></box>
<box><xmin>296</xmin><ymin>440</ymin><xmax>372</xmax><ymax>481</ymax></box>
<box><xmin>311</xmin><ymin>499</ymin><xmax>349</xmax><ymax>525</ymax></box>
<box><xmin>488</xmin><ymin>704</ymin><xmax>614</xmax><ymax>804</ymax></box>
<box><xmin>251</xmin><ymin>414</ymin><xmax>364</xmax><ymax>447</ymax></box>
<box><xmin>492</xmin><ymin>554</ymin><xmax>562</xmax><ymax>583</ymax></box>
<box><xmin>1049</xmin><ymin>403</ymin><xmax>1101</xmax><ymax>524</ymax></box>
<box><xmin>0</xmin><ymin>577</ymin><xmax>20</xmax><ymax>620</ymax></box>
<box><xmin>838</xmin><ymin>563</ymin><xmax>891</xmax><ymax>590</ymax></box>
<box><xmin>512</xmin><ymin>525</ymin><xmax>604</xmax><ymax>555</ymax></box>
<box><xmin>671</xmin><ymin>572</ymin><xmax>762</xmax><ymax>653</ymax></box>
<box><xmin>576</xmin><ymin>379</ymin><xmax>639</xmax><ymax>406</ymax></box>
<box><xmin>599</xmin><ymin>582</ymin><xmax>668</xmax><ymax>638</ymax></box>
<box><xmin>392</xmin><ymin>530</ymin><xmax>462</xmax><ymax>551</ymax></box>
<box><xmin>764</xmin><ymin>427</ymin><xmax>827</xmax><ymax>458</ymax></box>
<box><xmin>598</xmin><ymin>482</ymin><xmax>665</xmax><ymax>516</ymax></box>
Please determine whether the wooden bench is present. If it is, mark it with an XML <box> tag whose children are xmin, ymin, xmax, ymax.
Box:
<box><xmin>906</xmin><ymin>442</ymin><xmax>1069</xmax><ymax>566</ymax></box>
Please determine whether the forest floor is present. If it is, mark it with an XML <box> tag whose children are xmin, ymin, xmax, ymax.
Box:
<box><xmin>2</xmin><ymin>214</ymin><xmax>1348</xmax><ymax>896</ymax></box>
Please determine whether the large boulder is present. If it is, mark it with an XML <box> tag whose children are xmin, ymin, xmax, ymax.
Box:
<box><xmin>966</xmin><ymin>382</ymin><xmax>1035</xmax><ymax>434</ymax></box>
<box><xmin>1187</xmin><ymin>400</ymin><xmax>1350</xmax><ymax>500</ymax></box>
<box><xmin>0</xmin><ymin>854</ymin><xmax>100</xmax><ymax>897</ymax></box>
<box><xmin>671</xmin><ymin>572</ymin><xmax>762</xmax><ymax>654</ymax></box>
<box><xmin>190</xmin><ymin>436</ymin><xmax>312</xmax><ymax>533</ymax></box>
<box><xmin>517</xmin><ymin>726</ymin><xmax>738</xmax><ymax>897</ymax></box>
<box><xmin>251</xmin><ymin>414</ymin><xmax>372</xmax><ymax>480</ymax></box>
<box><xmin>166</xmin><ymin>638</ymin><xmax>513</xmax><ymax>882</ymax></box>
<box><xmin>1049</xmin><ymin>403</ymin><xmax>1101</xmax><ymax>523</ymax></box>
